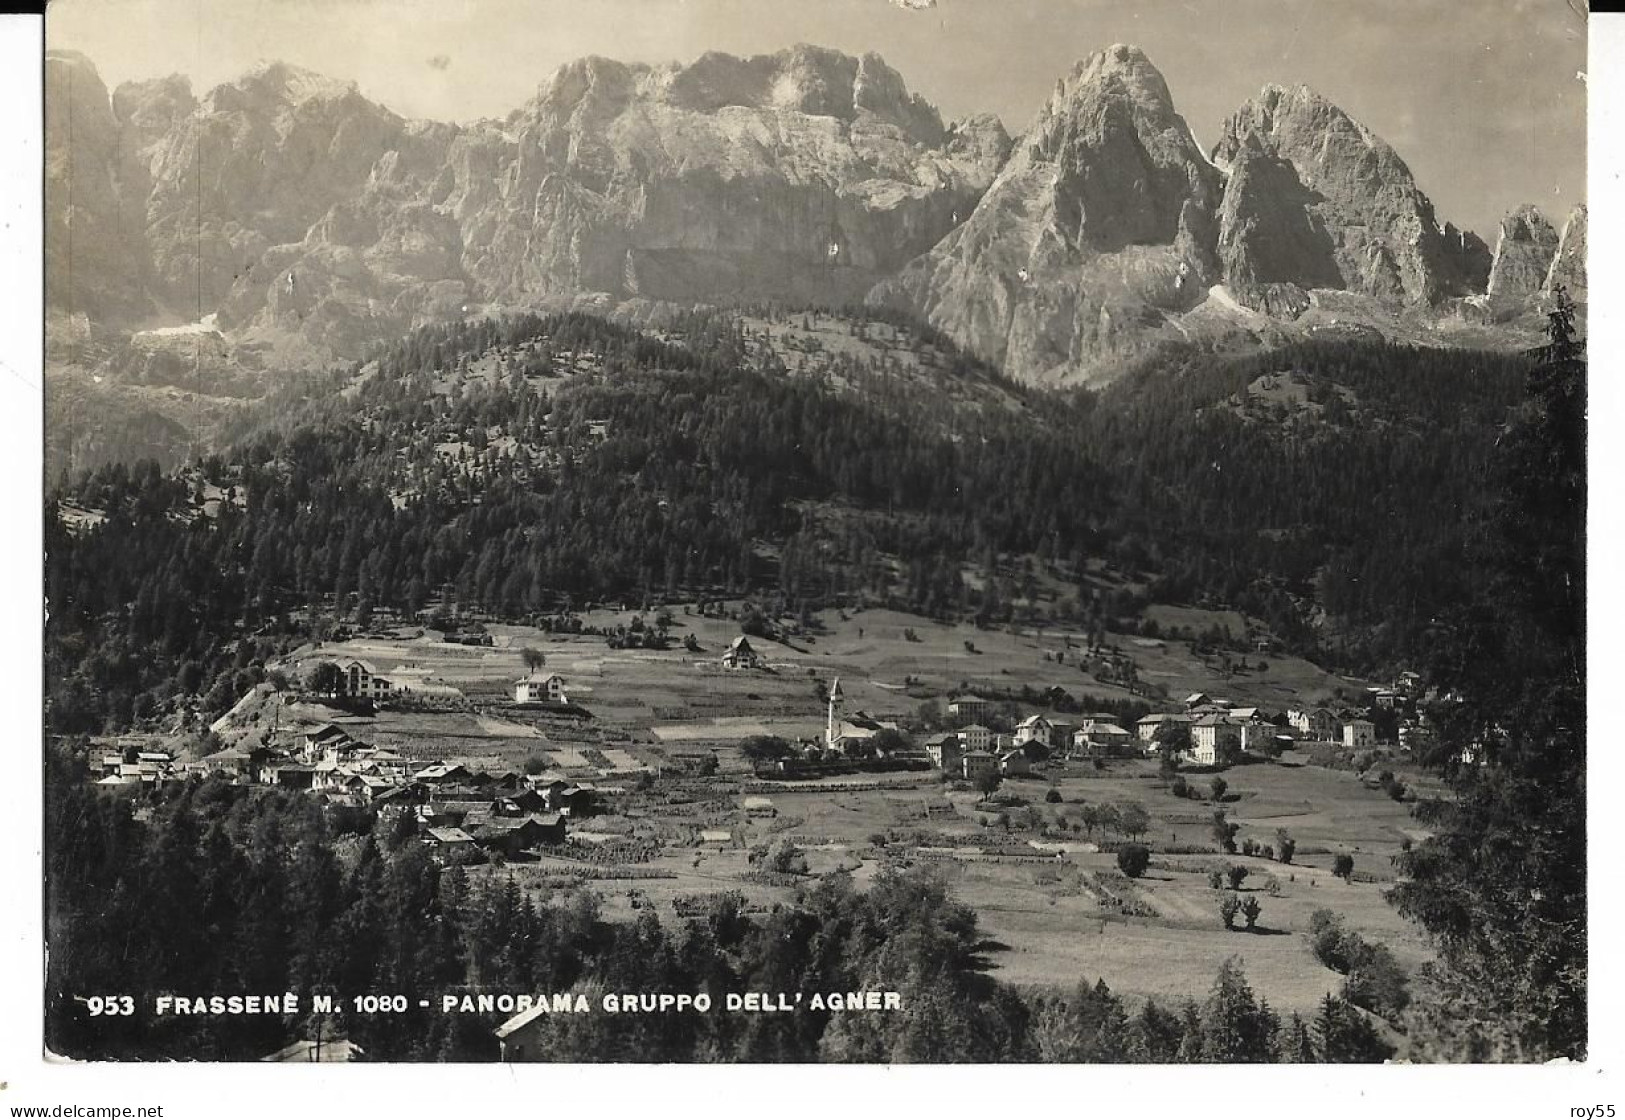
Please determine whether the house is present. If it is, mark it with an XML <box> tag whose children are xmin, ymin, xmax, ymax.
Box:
<box><xmin>273</xmin><ymin>764</ymin><xmax>317</xmax><ymax>790</ymax></box>
<box><xmin>339</xmin><ymin>659</ymin><xmax>395</xmax><ymax>701</ymax></box>
<box><xmin>743</xmin><ymin>796</ymin><xmax>777</xmax><ymax>818</ymax></box>
<box><xmin>699</xmin><ymin>828</ymin><xmax>733</xmax><ymax>846</ymax></box>
<box><xmin>1288</xmin><ymin>707</ymin><xmax>1338</xmax><ymax>742</ymax></box>
<box><xmin>200</xmin><ymin>747</ymin><xmax>252</xmax><ymax>777</ymax></box>
<box><xmin>514</xmin><ymin>671</ymin><xmax>568</xmax><ymax>705</ymax></box>
<box><xmin>961</xmin><ymin>750</ymin><xmax>998</xmax><ymax>782</ymax></box>
<box><xmin>1343</xmin><ymin>718</ymin><xmax>1376</xmax><ymax>751</ymax></box>
<box><xmin>998</xmin><ymin>748</ymin><xmax>1031</xmax><ymax>777</ymax></box>
<box><xmin>302</xmin><ymin>723</ymin><xmax>352</xmax><ymax>761</ymax></box>
<box><xmin>423</xmin><ymin>826</ymin><xmax>477</xmax><ymax>852</ymax></box>
<box><xmin>1189</xmin><ymin>715</ymin><xmax>1241</xmax><ymax>767</ymax></box>
<box><xmin>1183</xmin><ymin>692</ymin><xmax>1211</xmax><ymax>710</ymax></box>
<box><xmin>1235</xmin><ymin>720</ymin><xmax>1282</xmax><ymax>756</ymax></box>
<box><xmin>1395</xmin><ymin>670</ymin><xmax>1423</xmax><ymax>696</ymax></box>
<box><xmin>498</xmin><ymin>789</ymin><xmax>550</xmax><ymax>815</ymax></box>
<box><xmin>948</xmin><ymin>694</ymin><xmax>992</xmax><ymax>723</ymax></box>
<box><xmin>415</xmin><ymin>763</ymin><xmax>473</xmax><ymax>785</ymax></box>
<box><xmin>721</xmin><ymin>636</ymin><xmax>764</xmax><ymax>671</ymax></box>
<box><xmin>471</xmin><ymin>814</ymin><xmax>565</xmax><ymax>855</ymax></box>
<box><xmin>1013</xmin><ymin>714</ymin><xmax>1054</xmax><ymax>751</ymax></box>
<box><xmin>343</xmin><ymin>774</ymin><xmax>393</xmax><ymax>801</ymax></box>
<box><xmin>958</xmin><ymin>724</ymin><xmax>994</xmax><ymax>753</ymax></box>
<box><xmin>311</xmin><ymin>760</ymin><xmax>348</xmax><ymax>793</ymax></box>
<box><xmin>1073</xmin><ymin>721</ymin><xmax>1132</xmax><ymax>758</ymax></box>
<box><xmin>923</xmin><ymin>733</ymin><xmax>963</xmax><ymax>774</ymax></box>
<box><xmin>1047</xmin><ymin>719</ymin><xmax>1078</xmax><ymax>753</ymax></box>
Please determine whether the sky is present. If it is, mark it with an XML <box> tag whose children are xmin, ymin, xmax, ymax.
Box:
<box><xmin>46</xmin><ymin>0</ymin><xmax>1588</xmax><ymax>238</ymax></box>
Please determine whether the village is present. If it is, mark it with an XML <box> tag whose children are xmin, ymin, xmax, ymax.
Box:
<box><xmin>79</xmin><ymin>602</ymin><xmax>1443</xmax><ymax>1021</ymax></box>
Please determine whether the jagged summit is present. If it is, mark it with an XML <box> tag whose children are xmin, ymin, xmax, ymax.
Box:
<box><xmin>45</xmin><ymin>43</ymin><xmax>1579</xmax><ymax>384</ymax></box>
<box><xmin>206</xmin><ymin>60</ymin><xmax>364</xmax><ymax>111</ymax></box>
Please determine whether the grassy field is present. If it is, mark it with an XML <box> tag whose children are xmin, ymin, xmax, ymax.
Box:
<box><xmin>241</xmin><ymin>602</ymin><xmax>1423</xmax><ymax>1013</ymax></box>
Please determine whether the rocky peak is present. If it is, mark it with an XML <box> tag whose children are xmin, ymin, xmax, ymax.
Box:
<box><xmin>1023</xmin><ymin>43</ymin><xmax>1219</xmax><ymax>254</ymax></box>
<box><xmin>1544</xmin><ymin>204</ymin><xmax>1587</xmax><ymax>299</ymax></box>
<box><xmin>205</xmin><ymin>60</ymin><xmax>361</xmax><ymax>114</ymax></box>
<box><xmin>1486</xmin><ymin>203</ymin><xmax>1560</xmax><ymax>300</ymax></box>
<box><xmin>1213</xmin><ymin>82</ymin><xmax>1482</xmax><ymax>305</ymax></box>
<box><xmin>870</xmin><ymin>43</ymin><xmax>1223</xmax><ymax>383</ymax></box>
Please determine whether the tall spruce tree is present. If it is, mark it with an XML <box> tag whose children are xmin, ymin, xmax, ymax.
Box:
<box><xmin>1389</xmin><ymin>288</ymin><xmax>1586</xmax><ymax>1060</ymax></box>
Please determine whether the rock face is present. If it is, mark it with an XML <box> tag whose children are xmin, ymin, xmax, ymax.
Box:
<box><xmin>876</xmin><ymin>59</ymin><xmax>1525</xmax><ymax>384</ymax></box>
<box><xmin>1486</xmin><ymin>204</ymin><xmax>1560</xmax><ymax>300</ymax></box>
<box><xmin>1544</xmin><ymin>204</ymin><xmax>1587</xmax><ymax>300</ymax></box>
<box><xmin>47</xmin><ymin>46</ymin><xmax>1007</xmax><ymax>362</ymax></box>
<box><xmin>1212</xmin><ymin>84</ymin><xmax>1491</xmax><ymax>308</ymax></box>
<box><xmin>46</xmin><ymin>51</ymin><xmax>152</xmax><ymax>322</ymax></box>
<box><xmin>870</xmin><ymin>45</ymin><xmax>1222</xmax><ymax>381</ymax></box>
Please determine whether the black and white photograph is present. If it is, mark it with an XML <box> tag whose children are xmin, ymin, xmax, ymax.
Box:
<box><xmin>19</xmin><ymin>0</ymin><xmax>1600</xmax><ymax>1093</ymax></box>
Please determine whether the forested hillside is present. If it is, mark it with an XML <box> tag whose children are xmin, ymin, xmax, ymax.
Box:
<box><xmin>46</xmin><ymin>305</ymin><xmax>1528</xmax><ymax>735</ymax></box>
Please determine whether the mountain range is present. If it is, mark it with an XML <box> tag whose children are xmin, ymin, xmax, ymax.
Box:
<box><xmin>46</xmin><ymin>42</ymin><xmax>1583</xmax><ymax>386</ymax></box>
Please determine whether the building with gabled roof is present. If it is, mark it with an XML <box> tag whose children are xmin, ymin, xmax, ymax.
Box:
<box><xmin>721</xmin><ymin>635</ymin><xmax>765</xmax><ymax>671</ymax></box>
<box><xmin>514</xmin><ymin>671</ymin><xmax>568</xmax><ymax>705</ymax></box>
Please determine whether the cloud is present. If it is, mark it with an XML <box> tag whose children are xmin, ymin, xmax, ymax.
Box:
<box><xmin>427</xmin><ymin>53</ymin><xmax>451</xmax><ymax>71</ymax></box>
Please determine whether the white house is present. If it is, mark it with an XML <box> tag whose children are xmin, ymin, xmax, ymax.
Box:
<box><xmin>1073</xmin><ymin>721</ymin><xmax>1132</xmax><ymax>757</ymax></box>
<box><xmin>721</xmin><ymin>636</ymin><xmax>765</xmax><ymax>671</ymax></box>
<box><xmin>1343</xmin><ymin>718</ymin><xmax>1376</xmax><ymax>751</ymax></box>
<box><xmin>961</xmin><ymin>750</ymin><xmax>998</xmax><ymax>782</ymax></box>
<box><xmin>514</xmin><ymin>671</ymin><xmax>568</xmax><ymax>705</ymax></box>
<box><xmin>923</xmin><ymin>733</ymin><xmax>963</xmax><ymax>774</ymax></box>
<box><xmin>958</xmin><ymin>723</ymin><xmax>994</xmax><ymax>753</ymax></box>
<box><xmin>1288</xmin><ymin>707</ymin><xmax>1338</xmax><ymax>742</ymax></box>
<box><xmin>339</xmin><ymin>659</ymin><xmax>395</xmax><ymax>701</ymax></box>
<box><xmin>948</xmin><ymin>694</ymin><xmax>992</xmax><ymax>723</ymax></box>
<box><xmin>1190</xmin><ymin>715</ymin><xmax>1241</xmax><ymax>767</ymax></box>
<box><xmin>1013</xmin><ymin>714</ymin><xmax>1054</xmax><ymax>751</ymax></box>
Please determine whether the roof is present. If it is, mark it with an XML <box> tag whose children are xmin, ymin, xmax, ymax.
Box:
<box><xmin>726</xmin><ymin>636</ymin><xmax>756</xmax><ymax>654</ymax></box>
<box><xmin>415</xmin><ymin>763</ymin><xmax>470</xmax><ymax>780</ymax></box>
<box><xmin>425</xmin><ymin>827</ymin><xmax>475</xmax><ymax>844</ymax></box>
<box><xmin>518</xmin><ymin>670</ymin><xmax>564</xmax><ymax>685</ymax></box>
<box><xmin>1138</xmin><ymin>713</ymin><xmax>1192</xmax><ymax>725</ymax></box>
<box><xmin>1194</xmin><ymin>714</ymin><xmax>1233</xmax><ymax>727</ymax></box>
<box><xmin>959</xmin><ymin>723</ymin><xmax>991</xmax><ymax>733</ymax></box>
<box><xmin>950</xmin><ymin>694</ymin><xmax>988</xmax><ymax>705</ymax></box>
<box><xmin>1185</xmin><ymin>692</ymin><xmax>1210</xmax><ymax>704</ymax></box>
<box><xmin>998</xmin><ymin>749</ymin><xmax>1027</xmax><ymax>761</ymax></box>
<box><xmin>699</xmin><ymin>829</ymin><xmax>732</xmax><ymax>842</ymax></box>
<box><xmin>1228</xmin><ymin>707</ymin><xmax>1261</xmax><ymax>720</ymax></box>
<box><xmin>742</xmin><ymin>796</ymin><xmax>775</xmax><ymax>809</ymax></box>
<box><xmin>1016</xmin><ymin>715</ymin><xmax>1050</xmax><ymax>729</ymax></box>
<box><xmin>1080</xmin><ymin>722</ymin><xmax>1129</xmax><ymax>737</ymax></box>
<box><xmin>495</xmin><ymin>1002</ymin><xmax>553</xmax><ymax>1039</ymax></box>
<box><xmin>306</xmin><ymin>723</ymin><xmax>350</xmax><ymax>742</ymax></box>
